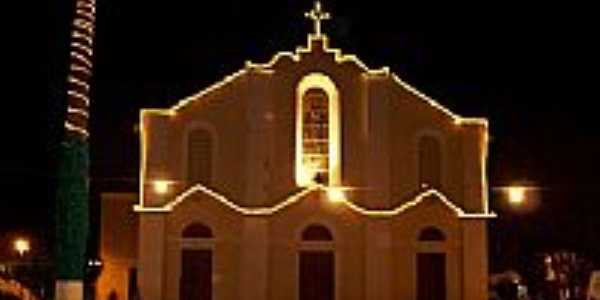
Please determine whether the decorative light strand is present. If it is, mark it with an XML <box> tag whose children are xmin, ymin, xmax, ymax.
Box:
<box><xmin>70</xmin><ymin>64</ymin><xmax>91</xmax><ymax>75</ymax></box>
<box><xmin>72</xmin><ymin>31</ymin><xmax>93</xmax><ymax>45</ymax></box>
<box><xmin>65</xmin><ymin>0</ymin><xmax>95</xmax><ymax>139</ymax></box>
<box><xmin>134</xmin><ymin>183</ymin><xmax>495</xmax><ymax>219</ymax></box>
<box><xmin>138</xmin><ymin>8</ymin><xmax>490</xmax><ymax>217</ymax></box>
<box><xmin>68</xmin><ymin>107</ymin><xmax>89</xmax><ymax>118</ymax></box>
<box><xmin>68</xmin><ymin>90</ymin><xmax>90</xmax><ymax>106</ymax></box>
<box><xmin>71</xmin><ymin>42</ymin><xmax>93</xmax><ymax>57</ymax></box>
<box><xmin>65</xmin><ymin>121</ymin><xmax>89</xmax><ymax>138</ymax></box>
<box><xmin>68</xmin><ymin>76</ymin><xmax>90</xmax><ymax>92</ymax></box>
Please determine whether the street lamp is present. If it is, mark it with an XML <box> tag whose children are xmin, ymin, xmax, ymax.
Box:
<box><xmin>507</xmin><ymin>186</ymin><xmax>526</xmax><ymax>205</ymax></box>
<box><xmin>14</xmin><ymin>238</ymin><xmax>30</xmax><ymax>257</ymax></box>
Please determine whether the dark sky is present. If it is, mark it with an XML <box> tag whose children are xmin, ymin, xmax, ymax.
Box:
<box><xmin>5</xmin><ymin>0</ymin><xmax>599</xmax><ymax>259</ymax></box>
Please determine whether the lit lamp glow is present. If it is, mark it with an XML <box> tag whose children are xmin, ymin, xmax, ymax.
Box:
<box><xmin>14</xmin><ymin>238</ymin><xmax>30</xmax><ymax>256</ymax></box>
<box><xmin>153</xmin><ymin>180</ymin><xmax>171</xmax><ymax>195</ymax></box>
<box><xmin>507</xmin><ymin>186</ymin><xmax>526</xmax><ymax>205</ymax></box>
<box><xmin>326</xmin><ymin>188</ymin><xmax>345</xmax><ymax>203</ymax></box>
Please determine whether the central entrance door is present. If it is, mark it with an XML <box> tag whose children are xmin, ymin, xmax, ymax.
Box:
<box><xmin>299</xmin><ymin>251</ymin><xmax>335</xmax><ymax>300</ymax></box>
<box><xmin>180</xmin><ymin>249</ymin><xmax>212</xmax><ymax>300</ymax></box>
<box><xmin>417</xmin><ymin>253</ymin><xmax>446</xmax><ymax>300</ymax></box>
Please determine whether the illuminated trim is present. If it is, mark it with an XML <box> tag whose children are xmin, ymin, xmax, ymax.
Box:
<box><xmin>295</xmin><ymin>73</ymin><xmax>341</xmax><ymax>187</ymax></box>
<box><xmin>138</xmin><ymin>110</ymin><xmax>148</xmax><ymax>209</ymax></box>
<box><xmin>65</xmin><ymin>121</ymin><xmax>89</xmax><ymax>137</ymax></box>
<box><xmin>141</xmin><ymin>35</ymin><xmax>488</xmax><ymax>128</ymax></box>
<box><xmin>482</xmin><ymin>128</ymin><xmax>490</xmax><ymax>213</ymax></box>
<box><xmin>138</xmin><ymin>22</ymin><xmax>490</xmax><ymax>214</ymax></box>
<box><xmin>304</xmin><ymin>1</ymin><xmax>330</xmax><ymax>37</ymax></box>
<box><xmin>135</xmin><ymin>183</ymin><xmax>495</xmax><ymax>219</ymax></box>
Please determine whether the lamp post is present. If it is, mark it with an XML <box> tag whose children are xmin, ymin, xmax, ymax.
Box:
<box><xmin>14</xmin><ymin>238</ymin><xmax>30</xmax><ymax>257</ymax></box>
<box><xmin>491</xmin><ymin>184</ymin><xmax>540</xmax><ymax>273</ymax></box>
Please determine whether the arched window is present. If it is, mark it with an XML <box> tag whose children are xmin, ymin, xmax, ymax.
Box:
<box><xmin>182</xmin><ymin>222</ymin><xmax>213</xmax><ymax>239</ymax></box>
<box><xmin>188</xmin><ymin>128</ymin><xmax>213</xmax><ymax>185</ymax></box>
<box><xmin>418</xmin><ymin>226</ymin><xmax>445</xmax><ymax>242</ymax></box>
<box><xmin>295</xmin><ymin>73</ymin><xmax>341</xmax><ymax>187</ymax></box>
<box><xmin>302</xmin><ymin>88</ymin><xmax>330</xmax><ymax>185</ymax></box>
<box><xmin>419</xmin><ymin>136</ymin><xmax>441</xmax><ymax>188</ymax></box>
<box><xmin>301</xmin><ymin>224</ymin><xmax>334</xmax><ymax>241</ymax></box>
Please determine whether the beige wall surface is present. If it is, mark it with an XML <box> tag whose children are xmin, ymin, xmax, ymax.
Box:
<box><xmin>96</xmin><ymin>193</ymin><xmax>138</xmax><ymax>300</ymax></box>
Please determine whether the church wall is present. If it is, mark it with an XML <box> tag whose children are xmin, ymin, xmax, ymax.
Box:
<box><xmin>461</xmin><ymin>124</ymin><xmax>488</xmax><ymax>212</ymax></box>
<box><xmin>268</xmin><ymin>191</ymin><xmax>366</xmax><ymax>300</ymax></box>
<box><xmin>135</xmin><ymin>35</ymin><xmax>489</xmax><ymax>300</ymax></box>
<box><xmin>163</xmin><ymin>193</ymin><xmax>244</xmax><ymax>300</ymax></box>
<box><xmin>264</xmin><ymin>49</ymin><xmax>369</xmax><ymax>205</ymax></box>
<box><xmin>387</xmin><ymin>81</ymin><xmax>481</xmax><ymax>211</ymax></box>
<box><xmin>96</xmin><ymin>193</ymin><xmax>138</xmax><ymax>300</ymax></box>
<box><xmin>142</xmin><ymin>74</ymin><xmax>252</xmax><ymax>209</ymax></box>
<box><xmin>390</xmin><ymin>198</ymin><xmax>464</xmax><ymax>300</ymax></box>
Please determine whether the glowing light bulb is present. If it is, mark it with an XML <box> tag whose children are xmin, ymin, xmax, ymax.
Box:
<box><xmin>326</xmin><ymin>188</ymin><xmax>345</xmax><ymax>203</ymax></box>
<box><xmin>508</xmin><ymin>186</ymin><xmax>525</xmax><ymax>205</ymax></box>
<box><xmin>14</xmin><ymin>238</ymin><xmax>30</xmax><ymax>256</ymax></box>
<box><xmin>153</xmin><ymin>180</ymin><xmax>170</xmax><ymax>195</ymax></box>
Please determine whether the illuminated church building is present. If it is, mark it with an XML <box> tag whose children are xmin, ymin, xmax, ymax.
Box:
<box><xmin>96</xmin><ymin>2</ymin><xmax>494</xmax><ymax>300</ymax></box>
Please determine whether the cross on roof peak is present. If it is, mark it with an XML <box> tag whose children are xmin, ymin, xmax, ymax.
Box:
<box><xmin>304</xmin><ymin>1</ymin><xmax>331</xmax><ymax>37</ymax></box>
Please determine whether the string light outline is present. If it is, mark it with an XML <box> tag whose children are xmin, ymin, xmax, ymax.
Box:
<box><xmin>134</xmin><ymin>183</ymin><xmax>495</xmax><ymax>219</ymax></box>
<box><xmin>138</xmin><ymin>4</ymin><xmax>490</xmax><ymax>215</ymax></box>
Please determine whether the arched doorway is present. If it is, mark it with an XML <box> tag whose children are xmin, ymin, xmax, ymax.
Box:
<box><xmin>416</xmin><ymin>226</ymin><xmax>447</xmax><ymax>300</ymax></box>
<box><xmin>298</xmin><ymin>224</ymin><xmax>335</xmax><ymax>300</ymax></box>
<box><xmin>179</xmin><ymin>222</ymin><xmax>214</xmax><ymax>300</ymax></box>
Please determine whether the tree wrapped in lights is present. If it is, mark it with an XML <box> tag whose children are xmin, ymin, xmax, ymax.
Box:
<box><xmin>55</xmin><ymin>0</ymin><xmax>95</xmax><ymax>299</ymax></box>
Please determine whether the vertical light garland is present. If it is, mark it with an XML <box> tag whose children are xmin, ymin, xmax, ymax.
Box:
<box><xmin>55</xmin><ymin>0</ymin><xmax>95</xmax><ymax>299</ymax></box>
<box><xmin>64</xmin><ymin>0</ymin><xmax>95</xmax><ymax>138</ymax></box>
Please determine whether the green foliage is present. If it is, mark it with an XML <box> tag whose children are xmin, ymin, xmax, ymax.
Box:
<box><xmin>55</xmin><ymin>136</ymin><xmax>89</xmax><ymax>280</ymax></box>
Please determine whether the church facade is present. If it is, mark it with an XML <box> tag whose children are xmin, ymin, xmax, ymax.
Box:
<box><xmin>96</xmin><ymin>3</ymin><xmax>494</xmax><ymax>300</ymax></box>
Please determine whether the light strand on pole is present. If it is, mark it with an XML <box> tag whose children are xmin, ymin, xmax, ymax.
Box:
<box><xmin>65</xmin><ymin>0</ymin><xmax>95</xmax><ymax>139</ymax></box>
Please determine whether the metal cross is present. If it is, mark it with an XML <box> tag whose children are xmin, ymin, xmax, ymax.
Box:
<box><xmin>305</xmin><ymin>1</ymin><xmax>330</xmax><ymax>37</ymax></box>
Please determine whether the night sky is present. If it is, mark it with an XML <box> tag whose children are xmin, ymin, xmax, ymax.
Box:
<box><xmin>5</xmin><ymin>1</ymin><xmax>599</xmax><ymax>261</ymax></box>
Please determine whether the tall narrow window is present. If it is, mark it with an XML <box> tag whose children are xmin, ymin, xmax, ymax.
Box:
<box><xmin>419</xmin><ymin>136</ymin><xmax>441</xmax><ymax>188</ymax></box>
<box><xmin>295</xmin><ymin>73</ymin><xmax>340</xmax><ymax>187</ymax></box>
<box><xmin>302</xmin><ymin>88</ymin><xmax>330</xmax><ymax>185</ymax></box>
<box><xmin>188</xmin><ymin>128</ymin><xmax>212</xmax><ymax>185</ymax></box>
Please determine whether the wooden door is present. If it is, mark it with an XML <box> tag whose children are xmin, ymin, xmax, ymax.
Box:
<box><xmin>180</xmin><ymin>249</ymin><xmax>212</xmax><ymax>300</ymax></box>
<box><xmin>299</xmin><ymin>251</ymin><xmax>335</xmax><ymax>300</ymax></box>
<box><xmin>417</xmin><ymin>253</ymin><xmax>446</xmax><ymax>300</ymax></box>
